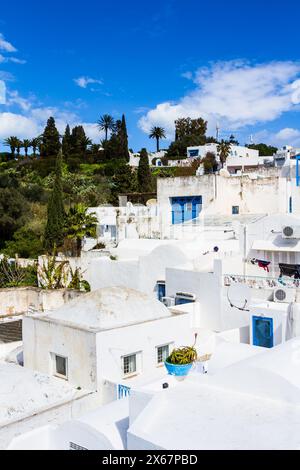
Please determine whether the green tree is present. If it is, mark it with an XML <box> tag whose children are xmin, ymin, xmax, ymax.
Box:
<box><xmin>247</xmin><ymin>143</ymin><xmax>278</xmax><ymax>157</ymax></box>
<box><xmin>137</xmin><ymin>148</ymin><xmax>152</xmax><ymax>193</ymax></box>
<box><xmin>168</xmin><ymin>117</ymin><xmax>212</xmax><ymax>157</ymax></box>
<box><xmin>149</xmin><ymin>126</ymin><xmax>166</xmax><ymax>152</ymax></box>
<box><xmin>175</xmin><ymin>117</ymin><xmax>207</xmax><ymax>141</ymax></box>
<box><xmin>0</xmin><ymin>188</ymin><xmax>30</xmax><ymax>247</ymax></box>
<box><xmin>217</xmin><ymin>140</ymin><xmax>232</xmax><ymax>168</ymax></box>
<box><xmin>110</xmin><ymin>161</ymin><xmax>137</xmax><ymax>205</ymax></box>
<box><xmin>3</xmin><ymin>136</ymin><xmax>20</xmax><ymax>159</ymax></box>
<box><xmin>44</xmin><ymin>150</ymin><xmax>65</xmax><ymax>250</ymax></box>
<box><xmin>62</xmin><ymin>124</ymin><xmax>72</xmax><ymax>158</ymax></box>
<box><xmin>41</xmin><ymin>117</ymin><xmax>61</xmax><ymax>157</ymax></box>
<box><xmin>31</xmin><ymin>137</ymin><xmax>42</xmax><ymax>157</ymax></box>
<box><xmin>22</xmin><ymin>139</ymin><xmax>31</xmax><ymax>158</ymax></box>
<box><xmin>16</xmin><ymin>138</ymin><xmax>22</xmax><ymax>158</ymax></box>
<box><xmin>97</xmin><ymin>114</ymin><xmax>115</xmax><ymax>141</ymax></box>
<box><xmin>64</xmin><ymin>204</ymin><xmax>98</xmax><ymax>257</ymax></box>
<box><xmin>201</xmin><ymin>152</ymin><xmax>218</xmax><ymax>174</ymax></box>
<box><xmin>119</xmin><ymin>114</ymin><xmax>129</xmax><ymax>162</ymax></box>
<box><xmin>229</xmin><ymin>134</ymin><xmax>239</xmax><ymax>145</ymax></box>
<box><xmin>70</xmin><ymin>125</ymin><xmax>91</xmax><ymax>155</ymax></box>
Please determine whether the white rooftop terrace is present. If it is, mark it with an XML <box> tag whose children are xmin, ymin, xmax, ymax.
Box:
<box><xmin>128</xmin><ymin>338</ymin><xmax>300</xmax><ymax>450</ymax></box>
<box><xmin>0</xmin><ymin>362</ymin><xmax>81</xmax><ymax>427</ymax></box>
<box><xmin>39</xmin><ymin>286</ymin><xmax>172</xmax><ymax>332</ymax></box>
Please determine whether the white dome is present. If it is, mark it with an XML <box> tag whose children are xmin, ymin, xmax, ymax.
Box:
<box><xmin>47</xmin><ymin>287</ymin><xmax>171</xmax><ymax>331</ymax></box>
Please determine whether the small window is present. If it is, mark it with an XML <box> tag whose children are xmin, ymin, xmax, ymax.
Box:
<box><xmin>232</xmin><ymin>206</ymin><xmax>239</xmax><ymax>215</ymax></box>
<box><xmin>157</xmin><ymin>344</ymin><xmax>170</xmax><ymax>365</ymax></box>
<box><xmin>53</xmin><ymin>354</ymin><xmax>68</xmax><ymax>379</ymax></box>
<box><xmin>123</xmin><ymin>354</ymin><xmax>137</xmax><ymax>376</ymax></box>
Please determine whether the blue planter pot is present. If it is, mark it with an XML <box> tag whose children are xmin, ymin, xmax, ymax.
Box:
<box><xmin>164</xmin><ymin>361</ymin><xmax>193</xmax><ymax>377</ymax></box>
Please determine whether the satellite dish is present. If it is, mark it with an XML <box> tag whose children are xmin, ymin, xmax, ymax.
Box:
<box><xmin>227</xmin><ymin>284</ymin><xmax>252</xmax><ymax>310</ymax></box>
<box><xmin>146</xmin><ymin>199</ymin><xmax>157</xmax><ymax>207</ymax></box>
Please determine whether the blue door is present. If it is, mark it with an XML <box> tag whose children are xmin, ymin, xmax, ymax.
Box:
<box><xmin>171</xmin><ymin>196</ymin><xmax>202</xmax><ymax>225</ymax></box>
<box><xmin>252</xmin><ymin>316</ymin><xmax>274</xmax><ymax>348</ymax></box>
<box><xmin>157</xmin><ymin>283</ymin><xmax>166</xmax><ymax>302</ymax></box>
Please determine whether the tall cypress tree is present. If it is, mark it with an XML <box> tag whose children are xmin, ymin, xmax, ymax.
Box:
<box><xmin>62</xmin><ymin>124</ymin><xmax>71</xmax><ymax>159</ymax></box>
<box><xmin>137</xmin><ymin>148</ymin><xmax>152</xmax><ymax>193</ymax></box>
<box><xmin>41</xmin><ymin>117</ymin><xmax>61</xmax><ymax>157</ymax></box>
<box><xmin>44</xmin><ymin>149</ymin><xmax>65</xmax><ymax>250</ymax></box>
<box><xmin>119</xmin><ymin>114</ymin><xmax>129</xmax><ymax>162</ymax></box>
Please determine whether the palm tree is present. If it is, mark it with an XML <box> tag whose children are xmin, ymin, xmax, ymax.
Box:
<box><xmin>3</xmin><ymin>136</ymin><xmax>20</xmax><ymax>159</ymax></box>
<box><xmin>22</xmin><ymin>139</ymin><xmax>31</xmax><ymax>158</ymax></box>
<box><xmin>15</xmin><ymin>138</ymin><xmax>23</xmax><ymax>159</ymax></box>
<box><xmin>31</xmin><ymin>137</ymin><xmax>42</xmax><ymax>157</ymax></box>
<box><xmin>64</xmin><ymin>204</ymin><xmax>98</xmax><ymax>257</ymax></box>
<box><xmin>149</xmin><ymin>126</ymin><xmax>166</xmax><ymax>152</ymax></box>
<box><xmin>217</xmin><ymin>140</ymin><xmax>232</xmax><ymax>168</ymax></box>
<box><xmin>97</xmin><ymin>114</ymin><xmax>115</xmax><ymax>141</ymax></box>
<box><xmin>81</xmin><ymin>136</ymin><xmax>92</xmax><ymax>152</ymax></box>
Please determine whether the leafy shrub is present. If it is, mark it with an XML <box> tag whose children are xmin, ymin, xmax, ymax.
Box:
<box><xmin>0</xmin><ymin>257</ymin><xmax>38</xmax><ymax>288</ymax></box>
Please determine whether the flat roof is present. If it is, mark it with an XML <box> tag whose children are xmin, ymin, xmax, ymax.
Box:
<box><xmin>129</xmin><ymin>382</ymin><xmax>300</xmax><ymax>450</ymax></box>
<box><xmin>0</xmin><ymin>363</ymin><xmax>82</xmax><ymax>426</ymax></box>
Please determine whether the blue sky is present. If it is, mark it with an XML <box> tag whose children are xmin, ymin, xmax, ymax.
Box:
<box><xmin>1</xmin><ymin>0</ymin><xmax>300</xmax><ymax>151</ymax></box>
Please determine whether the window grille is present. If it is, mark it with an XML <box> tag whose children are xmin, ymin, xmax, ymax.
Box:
<box><xmin>123</xmin><ymin>354</ymin><xmax>137</xmax><ymax>375</ymax></box>
<box><xmin>157</xmin><ymin>345</ymin><xmax>169</xmax><ymax>364</ymax></box>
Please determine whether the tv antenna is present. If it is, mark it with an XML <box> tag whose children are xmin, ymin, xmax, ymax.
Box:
<box><xmin>216</xmin><ymin>122</ymin><xmax>220</xmax><ymax>142</ymax></box>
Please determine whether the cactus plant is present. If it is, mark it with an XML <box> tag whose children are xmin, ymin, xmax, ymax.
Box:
<box><xmin>166</xmin><ymin>334</ymin><xmax>198</xmax><ymax>365</ymax></box>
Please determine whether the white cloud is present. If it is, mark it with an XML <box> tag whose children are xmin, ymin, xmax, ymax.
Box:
<box><xmin>0</xmin><ymin>33</ymin><xmax>17</xmax><ymax>53</ymax></box>
<box><xmin>0</xmin><ymin>80</ymin><xmax>6</xmax><ymax>104</ymax></box>
<box><xmin>0</xmin><ymin>112</ymin><xmax>40</xmax><ymax>139</ymax></box>
<box><xmin>0</xmin><ymin>99</ymin><xmax>103</xmax><ymax>142</ymax></box>
<box><xmin>73</xmin><ymin>76</ymin><xmax>103</xmax><ymax>89</ymax></box>
<box><xmin>275</xmin><ymin>128</ymin><xmax>300</xmax><ymax>141</ymax></box>
<box><xmin>6</xmin><ymin>90</ymin><xmax>33</xmax><ymax>111</ymax></box>
<box><xmin>0</xmin><ymin>54</ymin><xmax>26</xmax><ymax>64</ymax></box>
<box><xmin>139</xmin><ymin>60</ymin><xmax>300</xmax><ymax>138</ymax></box>
<box><xmin>252</xmin><ymin>127</ymin><xmax>300</xmax><ymax>148</ymax></box>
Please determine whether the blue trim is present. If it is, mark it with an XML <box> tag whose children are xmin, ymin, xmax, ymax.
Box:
<box><xmin>157</xmin><ymin>282</ymin><xmax>166</xmax><ymax>302</ymax></box>
<box><xmin>297</xmin><ymin>156</ymin><xmax>300</xmax><ymax>187</ymax></box>
<box><xmin>175</xmin><ymin>297</ymin><xmax>195</xmax><ymax>305</ymax></box>
<box><xmin>171</xmin><ymin>196</ymin><xmax>202</xmax><ymax>225</ymax></box>
<box><xmin>118</xmin><ymin>384</ymin><xmax>131</xmax><ymax>400</ymax></box>
<box><xmin>252</xmin><ymin>316</ymin><xmax>274</xmax><ymax>348</ymax></box>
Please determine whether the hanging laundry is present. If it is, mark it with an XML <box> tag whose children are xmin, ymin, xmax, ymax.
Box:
<box><xmin>248</xmin><ymin>258</ymin><xmax>271</xmax><ymax>272</ymax></box>
<box><xmin>279</xmin><ymin>263</ymin><xmax>300</xmax><ymax>279</ymax></box>
<box><xmin>257</xmin><ymin>260</ymin><xmax>271</xmax><ymax>273</ymax></box>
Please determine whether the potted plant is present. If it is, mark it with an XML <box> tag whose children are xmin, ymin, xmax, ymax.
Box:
<box><xmin>165</xmin><ymin>335</ymin><xmax>198</xmax><ymax>377</ymax></box>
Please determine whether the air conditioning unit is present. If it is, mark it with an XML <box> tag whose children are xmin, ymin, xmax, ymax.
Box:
<box><xmin>282</xmin><ymin>225</ymin><xmax>300</xmax><ymax>239</ymax></box>
<box><xmin>273</xmin><ymin>288</ymin><xmax>296</xmax><ymax>303</ymax></box>
<box><xmin>162</xmin><ymin>297</ymin><xmax>175</xmax><ymax>307</ymax></box>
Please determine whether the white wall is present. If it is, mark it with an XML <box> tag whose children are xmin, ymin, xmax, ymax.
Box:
<box><xmin>157</xmin><ymin>173</ymin><xmax>281</xmax><ymax>238</ymax></box>
<box><xmin>23</xmin><ymin>317</ymin><xmax>98</xmax><ymax>391</ymax></box>
<box><xmin>97</xmin><ymin>313</ymin><xmax>193</xmax><ymax>401</ymax></box>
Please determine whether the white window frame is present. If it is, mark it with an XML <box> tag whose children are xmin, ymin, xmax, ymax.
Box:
<box><xmin>122</xmin><ymin>352</ymin><xmax>142</xmax><ymax>378</ymax></box>
<box><xmin>51</xmin><ymin>353</ymin><xmax>68</xmax><ymax>380</ymax></box>
<box><xmin>156</xmin><ymin>343</ymin><xmax>172</xmax><ymax>366</ymax></box>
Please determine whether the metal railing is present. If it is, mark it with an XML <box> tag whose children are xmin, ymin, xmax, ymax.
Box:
<box><xmin>224</xmin><ymin>274</ymin><xmax>300</xmax><ymax>289</ymax></box>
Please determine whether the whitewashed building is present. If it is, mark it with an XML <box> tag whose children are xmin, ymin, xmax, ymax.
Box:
<box><xmin>0</xmin><ymin>286</ymin><xmax>193</xmax><ymax>449</ymax></box>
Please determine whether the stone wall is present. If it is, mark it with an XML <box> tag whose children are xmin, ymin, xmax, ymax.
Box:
<box><xmin>0</xmin><ymin>287</ymin><xmax>84</xmax><ymax>319</ymax></box>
